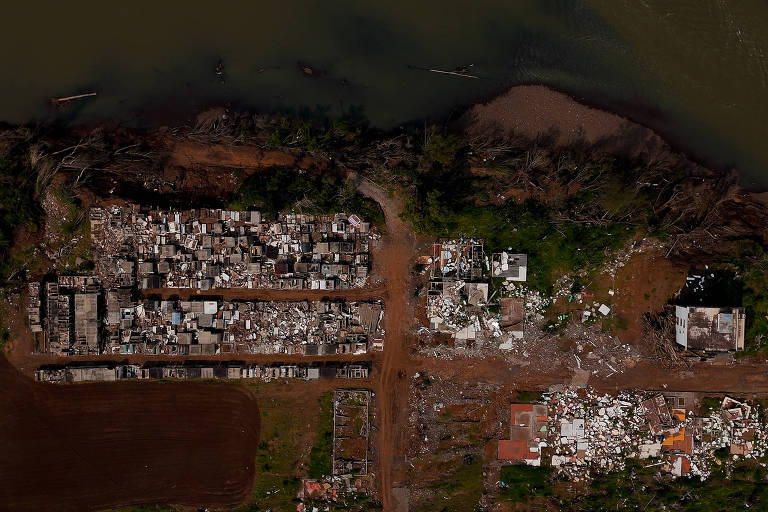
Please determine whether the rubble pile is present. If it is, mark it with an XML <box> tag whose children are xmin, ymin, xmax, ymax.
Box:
<box><xmin>90</xmin><ymin>205</ymin><xmax>376</xmax><ymax>290</ymax></box>
<box><xmin>601</xmin><ymin>238</ymin><xmax>665</xmax><ymax>278</ymax></box>
<box><xmin>500</xmin><ymin>282</ymin><xmax>551</xmax><ymax>321</ymax></box>
<box><xmin>517</xmin><ymin>387</ymin><xmax>768</xmax><ymax>483</ymax></box>
<box><xmin>297</xmin><ymin>475</ymin><xmax>376</xmax><ymax>511</ymax></box>
<box><xmin>422</xmin><ymin>322</ymin><xmax>639</xmax><ymax>381</ymax></box>
<box><xmin>546</xmin><ymin>387</ymin><xmax>649</xmax><ymax>479</ymax></box>
<box><xmin>686</xmin><ymin>396</ymin><xmax>768</xmax><ymax>479</ymax></box>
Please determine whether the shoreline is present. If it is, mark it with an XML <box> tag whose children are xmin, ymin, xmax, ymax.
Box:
<box><xmin>4</xmin><ymin>82</ymin><xmax>766</xmax><ymax>194</ymax></box>
<box><xmin>456</xmin><ymin>82</ymin><xmax>764</xmax><ymax>192</ymax></box>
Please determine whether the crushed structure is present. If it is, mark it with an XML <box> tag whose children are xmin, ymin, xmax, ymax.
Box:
<box><xmin>90</xmin><ymin>205</ymin><xmax>375</xmax><ymax>291</ymax></box>
<box><xmin>103</xmin><ymin>298</ymin><xmax>384</xmax><ymax>356</ymax></box>
<box><xmin>426</xmin><ymin>238</ymin><xmax>530</xmax><ymax>345</ymax></box>
<box><xmin>675</xmin><ymin>306</ymin><xmax>746</xmax><ymax>351</ymax></box>
<box><xmin>27</xmin><ymin>205</ymin><xmax>383</xmax><ymax>356</ymax></box>
<box><xmin>32</xmin><ymin>283</ymin><xmax>384</xmax><ymax>356</ymax></box>
<box><xmin>332</xmin><ymin>389</ymin><xmax>372</xmax><ymax>476</ymax></box>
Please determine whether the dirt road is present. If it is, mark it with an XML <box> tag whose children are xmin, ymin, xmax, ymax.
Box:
<box><xmin>354</xmin><ymin>176</ymin><xmax>416</xmax><ymax>511</ymax></box>
<box><xmin>141</xmin><ymin>284</ymin><xmax>386</xmax><ymax>302</ymax></box>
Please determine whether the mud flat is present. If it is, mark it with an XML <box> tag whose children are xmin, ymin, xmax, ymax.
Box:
<box><xmin>0</xmin><ymin>356</ymin><xmax>260</xmax><ymax>512</ymax></box>
<box><xmin>464</xmin><ymin>85</ymin><xmax>694</xmax><ymax>170</ymax></box>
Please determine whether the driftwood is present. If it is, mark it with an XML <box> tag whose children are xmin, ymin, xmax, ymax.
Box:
<box><xmin>51</xmin><ymin>92</ymin><xmax>97</xmax><ymax>105</ymax></box>
<box><xmin>642</xmin><ymin>308</ymin><xmax>691</xmax><ymax>369</ymax></box>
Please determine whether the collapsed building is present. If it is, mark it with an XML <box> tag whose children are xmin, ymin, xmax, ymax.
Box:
<box><xmin>675</xmin><ymin>306</ymin><xmax>746</xmax><ymax>352</ymax></box>
<box><xmin>34</xmin><ymin>277</ymin><xmax>101</xmax><ymax>356</ymax></box>
<box><xmin>333</xmin><ymin>389</ymin><xmax>372</xmax><ymax>476</ymax></box>
<box><xmin>90</xmin><ymin>206</ymin><xmax>374</xmax><ymax>291</ymax></box>
<box><xmin>35</xmin><ymin>363</ymin><xmax>370</xmax><ymax>383</ymax></box>
<box><xmin>426</xmin><ymin>238</ymin><xmax>528</xmax><ymax>343</ymax></box>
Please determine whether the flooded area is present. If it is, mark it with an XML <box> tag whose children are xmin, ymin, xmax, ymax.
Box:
<box><xmin>1</xmin><ymin>0</ymin><xmax>768</xmax><ymax>185</ymax></box>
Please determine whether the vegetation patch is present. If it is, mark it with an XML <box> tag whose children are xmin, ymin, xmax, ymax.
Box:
<box><xmin>308</xmin><ymin>392</ymin><xmax>334</xmax><ymax>478</ymax></box>
<box><xmin>499</xmin><ymin>465</ymin><xmax>553</xmax><ymax>503</ymax></box>
<box><xmin>415</xmin><ymin>454</ymin><xmax>484</xmax><ymax>512</ymax></box>
<box><xmin>229</xmin><ymin>168</ymin><xmax>383</xmax><ymax>223</ymax></box>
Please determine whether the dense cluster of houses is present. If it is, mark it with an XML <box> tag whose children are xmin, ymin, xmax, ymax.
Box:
<box><xmin>90</xmin><ymin>205</ymin><xmax>375</xmax><ymax>291</ymax></box>
<box><xmin>26</xmin><ymin>204</ymin><xmax>384</xmax><ymax>357</ymax></box>
<box><xmin>35</xmin><ymin>363</ymin><xmax>370</xmax><ymax>383</ymax></box>
<box><xmin>103</xmin><ymin>298</ymin><xmax>384</xmax><ymax>356</ymax></box>
<box><xmin>29</xmin><ymin>276</ymin><xmax>384</xmax><ymax>356</ymax></box>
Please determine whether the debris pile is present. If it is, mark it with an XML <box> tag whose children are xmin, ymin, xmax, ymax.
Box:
<box><xmin>546</xmin><ymin>387</ymin><xmax>648</xmax><ymax>479</ymax></box>
<box><xmin>510</xmin><ymin>387</ymin><xmax>768</xmax><ymax>483</ymax></box>
<box><xmin>297</xmin><ymin>475</ymin><xmax>376</xmax><ymax>511</ymax></box>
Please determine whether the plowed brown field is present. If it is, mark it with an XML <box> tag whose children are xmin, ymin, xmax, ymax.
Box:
<box><xmin>0</xmin><ymin>356</ymin><xmax>260</xmax><ymax>512</ymax></box>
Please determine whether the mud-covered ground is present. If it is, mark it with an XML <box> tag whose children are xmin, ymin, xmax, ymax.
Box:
<box><xmin>0</xmin><ymin>356</ymin><xmax>261</xmax><ymax>512</ymax></box>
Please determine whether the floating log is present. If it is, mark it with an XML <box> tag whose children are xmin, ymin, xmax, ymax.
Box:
<box><xmin>51</xmin><ymin>92</ymin><xmax>97</xmax><ymax>105</ymax></box>
<box><xmin>408</xmin><ymin>65</ymin><xmax>480</xmax><ymax>79</ymax></box>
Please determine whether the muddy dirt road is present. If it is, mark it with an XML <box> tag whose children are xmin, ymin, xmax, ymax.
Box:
<box><xmin>0</xmin><ymin>356</ymin><xmax>260</xmax><ymax>512</ymax></box>
<box><xmin>354</xmin><ymin>176</ymin><xmax>416</xmax><ymax>511</ymax></box>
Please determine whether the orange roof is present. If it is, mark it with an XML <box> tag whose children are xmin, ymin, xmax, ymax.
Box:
<box><xmin>671</xmin><ymin>408</ymin><xmax>686</xmax><ymax>422</ymax></box>
<box><xmin>662</xmin><ymin>427</ymin><xmax>693</xmax><ymax>455</ymax></box>
<box><xmin>498</xmin><ymin>440</ymin><xmax>538</xmax><ymax>460</ymax></box>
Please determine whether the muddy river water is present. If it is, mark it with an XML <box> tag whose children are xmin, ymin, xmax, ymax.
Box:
<box><xmin>2</xmin><ymin>1</ymin><xmax>767</xmax><ymax>186</ymax></box>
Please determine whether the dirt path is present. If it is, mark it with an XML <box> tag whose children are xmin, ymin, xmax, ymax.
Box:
<box><xmin>354</xmin><ymin>175</ymin><xmax>415</xmax><ymax>511</ymax></box>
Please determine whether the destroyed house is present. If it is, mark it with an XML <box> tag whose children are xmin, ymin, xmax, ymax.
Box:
<box><xmin>491</xmin><ymin>252</ymin><xmax>527</xmax><ymax>281</ymax></box>
<box><xmin>100</xmin><ymin>298</ymin><xmax>384</xmax><ymax>356</ymax></box>
<box><xmin>498</xmin><ymin>403</ymin><xmax>548</xmax><ymax>465</ymax></box>
<box><xmin>500</xmin><ymin>297</ymin><xmax>524</xmax><ymax>338</ymax></box>
<box><xmin>675</xmin><ymin>306</ymin><xmax>745</xmax><ymax>351</ymax></box>
<box><xmin>431</xmin><ymin>239</ymin><xmax>485</xmax><ymax>281</ymax></box>
<box><xmin>642</xmin><ymin>394</ymin><xmax>674</xmax><ymax>435</ymax></box>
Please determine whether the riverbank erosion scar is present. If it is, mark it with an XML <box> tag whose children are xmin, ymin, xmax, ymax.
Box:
<box><xmin>0</xmin><ymin>355</ymin><xmax>261</xmax><ymax>512</ymax></box>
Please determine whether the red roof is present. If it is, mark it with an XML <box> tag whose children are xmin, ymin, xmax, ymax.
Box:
<box><xmin>498</xmin><ymin>440</ymin><xmax>538</xmax><ymax>460</ymax></box>
<box><xmin>509</xmin><ymin>403</ymin><xmax>534</xmax><ymax>426</ymax></box>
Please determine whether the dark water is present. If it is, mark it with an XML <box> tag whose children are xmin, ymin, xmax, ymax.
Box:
<box><xmin>2</xmin><ymin>1</ymin><xmax>768</xmax><ymax>186</ymax></box>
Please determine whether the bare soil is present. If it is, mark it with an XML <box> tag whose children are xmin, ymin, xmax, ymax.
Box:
<box><xmin>464</xmin><ymin>85</ymin><xmax>677</xmax><ymax>163</ymax></box>
<box><xmin>593</xmin><ymin>246</ymin><xmax>688</xmax><ymax>344</ymax></box>
<box><xmin>0</xmin><ymin>356</ymin><xmax>261</xmax><ymax>512</ymax></box>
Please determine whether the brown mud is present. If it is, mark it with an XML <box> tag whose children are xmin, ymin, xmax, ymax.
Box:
<box><xmin>0</xmin><ymin>355</ymin><xmax>261</xmax><ymax>512</ymax></box>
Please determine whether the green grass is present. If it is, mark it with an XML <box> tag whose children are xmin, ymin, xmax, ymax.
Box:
<box><xmin>236</xmin><ymin>384</ymin><xmax>308</xmax><ymax>511</ymax></box>
<box><xmin>515</xmin><ymin>390</ymin><xmax>544</xmax><ymax>403</ymax></box>
<box><xmin>229</xmin><ymin>168</ymin><xmax>383</xmax><ymax>224</ymax></box>
<box><xmin>699</xmin><ymin>397</ymin><xmax>721</xmax><ymax>417</ymax></box>
<box><xmin>416</xmin><ymin>455</ymin><xmax>484</xmax><ymax>512</ymax></box>
<box><xmin>100</xmin><ymin>506</ymin><xmax>181</xmax><ymax>512</ymax></box>
<box><xmin>499</xmin><ymin>465</ymin><xmax>553</xmax><ymax>503</ymax></box>
<box><xmin>402</xmin><ymin>195</ymin><xmax>634</xmax><ymax>293</ymax></box>
<box><xmin>308</xmin><ymin>392</ymin><xmax>333</xmax><ymax>478</ymax></box>
<box><xmin>498</xmin><ymin>457</ymin><xmax>768</xmax><ymax>511</ymax></box>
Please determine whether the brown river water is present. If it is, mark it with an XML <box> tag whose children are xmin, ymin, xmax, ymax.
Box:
<box><xmin>1</xmin><ymin>0</ymin><xmax>767</xmax><ymax>186</ymax></box>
